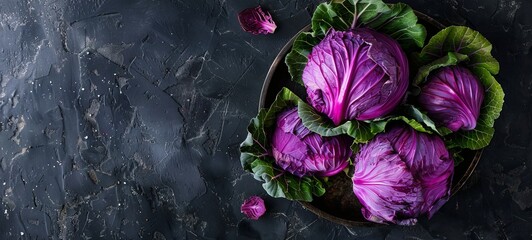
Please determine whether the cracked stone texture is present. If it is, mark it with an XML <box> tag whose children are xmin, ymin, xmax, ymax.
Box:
<box><xmin>0</xmin><ymin>0</ymin><xmax>530</xmax><ymax>239</ymax></box>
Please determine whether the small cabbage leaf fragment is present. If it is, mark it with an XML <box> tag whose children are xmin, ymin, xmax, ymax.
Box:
<box><xmin>238</xmin><ymin>6</ymin><xmax>277</xmax><ymax>35</ymax></box>
<box><xmin>241</xmin><ymin>196</ymin><xmax>266</xmax><ymax>220</ymax></box>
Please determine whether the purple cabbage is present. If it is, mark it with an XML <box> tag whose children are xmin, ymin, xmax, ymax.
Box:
<box><xmin>238</xmin><ymin>6</ymin><xmax>277</xmax><ymax>35</ymax></box>
<box><xmin>302</xmin><ymin>28</ymin><xmax>409</xmax><ymax>125</ymax></box>
<box><xmin>241</xmin><ymin>196</ymin><xmax>266</xmax><ymax>220</ymax></box>
<box><xmin>352</xmin><ymin>125</ymin><xmax>454</xmax><ymax>225</ymax></box>
<box><xmin>418</xmin><ymin>66</ymin><xmax>484</xmax><ymax>131</ymax></box>
<box><xmin>353</xmin><ymin>139</ymin><xmax>423</xmax><ymax>225</ymax></box>
<box><xmin>271</xmin><ymin>107</ymin><xmax>351</xmax><ymax>177</ymax></box>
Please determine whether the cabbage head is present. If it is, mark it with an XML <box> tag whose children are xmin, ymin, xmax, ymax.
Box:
<box><xmin>303</xmin><ymin>29</ymin><xmax>409</xmax><ymax>125</ymax></box>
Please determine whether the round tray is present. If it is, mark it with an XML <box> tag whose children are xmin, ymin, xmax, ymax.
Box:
<box><xmin>259</xmin><ymin>11</ymin><xmax>482</xmax><ymax>226</ymax></box>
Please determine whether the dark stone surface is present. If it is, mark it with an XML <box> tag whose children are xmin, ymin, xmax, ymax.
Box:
<box><xmin>0</xmin><ymin>0</ymin><xmax>530</xmax><ymax>239</ymax></box>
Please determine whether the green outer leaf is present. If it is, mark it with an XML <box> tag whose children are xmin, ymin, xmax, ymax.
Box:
<box><xmin>240</xmin><ymin>109</ymin><xmax>268</xmax><ymax>171</ymax></box>
<box><xmin>264</xmin><ymin>87</ymin><xmax>302</xmax><ymax>127</ymax></box>
<box><xmin>286</xmin><ymin>0</ymin><xmax>426</xmax><ymax>83</ymax></box>
<box><xmin>365</xmin><ymin>3</ymin><xmax>426</xmax><ymax>51</ymax></box>
<box><xmin>298</xmin><ymin>100</ymin><xmax>433</xmax><ymax>143</ymax></box>
<box><xmin>414</xmin><ymin>52</ymin><xmax>469</xmax><ymax>85</ymax></box>
<box><xmin>451</xmin><ymin>149</ymin><xmax>465</xmax><ymax>166</ymax></box>
<box><xmin>417</xmin><ymin>26</ymin><xmax>499</xmax><ymax>75</ymax></box>
<box><xmin>370</xmin><ymin>115</ymin><xmax>432</xmax><ymax>135</ymax></box>
<box><xmin>285</xmin><ymin>33</ymin><xmax>321</xmax><ymax>85</ymax></box>
<box><xmin>445</xmin><ymin>67</ymin><xmax>504</xmax><ymax>150</ymax></box>
<box><xmin>350</xmin><ymin>141</ymin><xmax>360</xmax><ymax>156</ymax></box>
<box><xmin>437</xmin><ymin>127</ymin><xmax>453</xmax><ymax>136</ymax></box>
<box><xmin>400</xmin><ymin>105</ymin><xmax>442</xmax><ymax>134</ymax></box>
<box><xmin>311</xmin><ymin>0</ymin><xmax>389</xmax><ymax>36</ymax></box>
<box><xmin>239</xmin><ymin>88</ymin><xmax>327</xmax><ymax>201</ymax></box>
<box><xmin>298</xmin><ymin>100</ymin><xmax>375</xmax><ymax>143</ymax></box>
<box><xmin>251</xmin><ymin>158</ymin><xmax>325</xmax><ymax>201</ymax></box>
<box><xmin>447</xmin><ymin>125</ymin><xmax>494</xmax><ymax>150</ymax></box>
<box><xmin>251</xmin><ymin>158</ymin><xmax>275</xmax><ymax>182</ymax></box>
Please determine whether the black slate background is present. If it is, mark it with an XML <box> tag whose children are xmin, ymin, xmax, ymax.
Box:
<box><xmin>0</xmin><ymin>0</ymin><xmax>530</xmax><ymax>239</ymax></box>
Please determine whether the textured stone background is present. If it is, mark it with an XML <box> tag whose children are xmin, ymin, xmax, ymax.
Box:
<box><xmin>0</xmin><ymin>0</ymin><xmax>530</xmax><ymax>239</ymax></box>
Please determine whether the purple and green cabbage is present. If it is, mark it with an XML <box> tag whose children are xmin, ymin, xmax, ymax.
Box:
<box><xmin>240</xmin><ymin>88</ymin><xmax>352</xmax><ymax>202</ymax></box>
<box><xmin>352</xmin><ymin>125</ymin><xmax>454</xmax><ymax>225</ymax></box>
<box><xmin>271</xmin><ymin>107</ymin><xmax>351</xmax><ymax>177</ymax></box>
<box><xmin>418</xmin><ymin>66</ymin><xmax>484</xmax><ymax>132</ymax></box>
<box><xmin>284</xmin><ymin>0</ymin><xmax>428</xmax><ymax>141</ymax></box>
<box><xmin>414</xmin><ymin>26</ymin><xmax>504</xmax><ymax>150</ymax></box>
<box><xmin>303</xmin><ymin>28</ymin><xmax>409</xmax><ymax>124</ymax></box>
